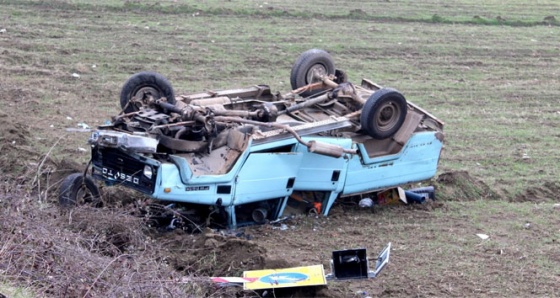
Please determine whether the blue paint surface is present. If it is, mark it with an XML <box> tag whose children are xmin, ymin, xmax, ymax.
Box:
<box><xmin>259</xmin><ymin>272</ymin><xmax>308</xmax><ymax>285</ymax></box>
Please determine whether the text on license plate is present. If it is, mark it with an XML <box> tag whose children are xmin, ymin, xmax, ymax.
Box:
<box><xmin>102</xmin><ymin>167</ymin><xmax>140</xmax><ymax>184</ymax></box>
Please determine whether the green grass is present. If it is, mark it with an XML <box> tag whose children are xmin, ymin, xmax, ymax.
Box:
<box><xmin>3</xmin><ymin>0</ymin><xmax>560</xmax><ymax>26</ymax></box>
<box><xmin>2</xmin><ymin>0</ymin><xmax>559</xmax><ymax>194</ymax></box>
<box><xmin>0</xmin><ymin>283</ymin><xmax>34</xmax><ymax>298</ymax></box>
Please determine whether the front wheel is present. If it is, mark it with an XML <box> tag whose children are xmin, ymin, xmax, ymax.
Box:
<box><xmin>120</xmin><ymin>71</ymin><xmax>175</xmax><ymax>113</ymax></box>
<box><xmin>360</xmin><ymin>88</ymin><xmax>407</xmax><ymax>139</ymax></box>
<box><xmin>59</xmin><ymin>173</ymin><xmax>102</xmax><ymax>207</ymax></box>
<box><xmin>290</xmin><ymin>49</ymin><xmax>335</xmax><ymax>97</ymax></box>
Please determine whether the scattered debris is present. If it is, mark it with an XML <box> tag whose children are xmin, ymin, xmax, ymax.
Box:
<box><xmin>210</xmin><ymin>243</ymin><xmax>390</xmax><ymax>291</ymax></box>
<box><xmin>408</xmin><ymin>186</ymin><xmax>435</xmax><ymax>200</ymax></box>
<box><xmin>377</xmin><ymin>188</ymin><xmax>407</xmax><ymax>205</ymax></box>
<box><xmin>359</xmin><ymin>197</ymin><xmax>373</xmax><ymax>208</ymax></box>
<box><xmin>476</xmin><ymin>233</ymin><xmax>489</xmax><ymax>240</ymax></box>
<box><xmin>244</xmin><ymin>265</ymin><xmax>327</xmax><ymax>290</ymax></box>
<box><xmin>77</xmin><ymin>122</ymin><xmax>90</xmax><ymax>130</ymax></box>
<box><xmin>272</xmin><ymin>224</ymin><xmax>289</xmax><ymax>231</ymax></box>
<box><xmin>376</xmin><ymin>186</ymin><xmax>433</xmax><ymax>205</ymax></box>
<box><xmin>327</xmin><ymin>243</ymin><xmax>391</xmax><ymax>280</ymax></box>
<box><xmin>65</xmin><ymin>127</ymin><xmax>91</xmax><ymax>132</ymax></box>
<box><xmin>405</xmin><ymin>191</ymin><xmax>426</xmax><ymax>204</ymax></box>
<box><xmin>71</xmin><ymin>73</ymin><xmax>80</xmax><ymax>78</ymax></box>
<box><xmin>66</xmin><ymin>122</ymin><xmax>92</xmax><ymax>132</ymax></box>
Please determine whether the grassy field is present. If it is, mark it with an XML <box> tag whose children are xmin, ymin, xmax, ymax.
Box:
<box><xmin>1</xmin><ymin>0</ymin><xmax>559</xmax><ymax>297</ymax></box>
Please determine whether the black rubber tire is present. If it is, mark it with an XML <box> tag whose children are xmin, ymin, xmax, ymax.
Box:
<box><xmin>120</xmin><ymin>71</ymin><xmax>175</xmax><ymax>113</ymax></box>
<box><xmin>360</xmin><ymin>88</ymin><xmax>408</xmax><ymax>140</ymax></box>
<box><xmin>290</xmin><ymin>49</ymin><xmax>335</xmax><ymax>97</ymax></box>
<box><xmin>59</xmin><ymin>173</ymin><xmax>102</xmax><ymax>207</ymax></box>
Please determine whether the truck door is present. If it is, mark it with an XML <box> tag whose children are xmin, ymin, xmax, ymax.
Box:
<box><xmin>234</xmin><ymin>152</ymin><xmax>304</xmax><ymax>205</ymax></box>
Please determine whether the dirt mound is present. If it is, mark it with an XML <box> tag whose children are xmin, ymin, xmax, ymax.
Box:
<box><xmin>63</xmin><ymin>207</ymin><xmax>148</xmax><ymax>257</ymax></box>
<box><xmin>511</xmin><ymin>181</ymin><xmax>560</xmax><ymax>203</ymax></box>
<box><xmin>168</xmin><ymin>229</ymin><xmax>267</xmax><ymax>277</ymax></box>
<box><xmin>0</xmin><ymin>109</ymin><xmax>29</xmax><ymax>146</ymax></box>
<box><xmin>436</xmin><ymin>170</ymin><xmax>501</xmax><ymax>201</ymax></box>
<box><xmin>46</xmin><ymin>158</ymin><xmax>83</xmax><ymax>187</ymax></box>
<box><xmin>0</xmin><ymin>109</ymin><xmax>34</xmax><ymax>180</ymax></box>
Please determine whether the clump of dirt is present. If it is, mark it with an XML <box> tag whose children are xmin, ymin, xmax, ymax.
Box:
<box><xmin>169</xmin><ymin>229</ymin><xmax>267</xmax><ymax>277</ymax></box>
<box><xmin>436</xmin><ymin>170</ymin><xmax>501</xmax><ymax>201</ymax></box>
<box><xmin>46</xmin><ymin>158</ymin><xmax>83</xmax><ymax>187</ymax></box>
<box><xmin>0</xmin><ymin>107</ymin><xmax>88</xmax><ymax>200</ymax></box>
<box><xmin>511</xmin><ymin>181</ymin><xmax>560</xmax><ymax>203</ymax></box>
<box><xmin>62</xmin><ymin>206</ymin><xmax>148</xmax><ymax>257</ymax></box>
<box><xmin>0</xmin><ymin>109</ymin><xmax>30</xmax><ymax>146</ymax></box>
<box><xmin>406</xmin><ymin>197</ymin><xmax>446</xmax><ymax>211</ymax></box>
<box><xmin>0</xmin><ymin>109</ymin><xmax>34</xmax><ymax>180</ymax></box>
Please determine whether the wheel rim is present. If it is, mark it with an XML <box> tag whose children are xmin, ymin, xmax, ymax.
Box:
<box><xmin>375</xmin><ymin>101</ymin><xmax>401</xmax><ymax>132</ymax></box>
<box><xmin>131</xmin><ymin>86</ymin><xmax>162</xmax><ymax>110</ymax></box>
<box><xmin>76</xmin><ymin>185</ymin><xmax>95</xmax><ymax>205</ymax></box>
<box><xmin>305</xmin><ymin>64</ymin><xmax>328</xmax><ymax>84</ymax></box>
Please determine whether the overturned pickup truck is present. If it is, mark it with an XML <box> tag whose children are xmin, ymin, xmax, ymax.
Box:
<box><xmin>60</xmin><ymin>49</ymin><xmax>444</xmax><ymax>229</ymax></box>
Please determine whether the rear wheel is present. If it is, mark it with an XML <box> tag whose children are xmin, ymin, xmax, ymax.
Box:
<box><xmin>360</xmin><ymin>88</ymin><xmax>407</xmax><ymax>139</ymax></box>
<box><xmin>290</xmin><ymin>49</ymin><xmax>335</xmax><ymax>97</ymax></box>
<box><xmin>120</xmin><ymin>71</ymin><xmax>175</xmax><ymax>113</ymax></box>
<box><xmin>59</xmin><ymin>173</ymin><xmax>102</xmax><ymax>207</ymax></box>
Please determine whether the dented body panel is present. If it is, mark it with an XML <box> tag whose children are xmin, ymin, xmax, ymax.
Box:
<box><xmin>91</xmin><ymin>128</ymin><xmax>443</xmax><ymax>228</ymax></box>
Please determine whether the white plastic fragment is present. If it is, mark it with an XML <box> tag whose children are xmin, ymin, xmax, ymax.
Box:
<box><xmin>77</xmin><ymin>122</ymin><xmax>90</xmax><ymax>129</ymax></box>
<box><xmin>78</xmin><ymin>147</ymin><xmax>87</xmax><ymax>152</ymax></box>
<box><xmin>476</xmin><ymin>233</ymin><xmax>489</xmax><ymax>240</ymax></box>
<box><xmin>66</xmin><ymin>116</ymin><xmax>73</xmax><ymax>120</ymax></box>
<box><xmin>65</xmin><ymin>128</ymin><xmax>90</xmax><ymax>132</ymax></box>
<box><xmin>359</xmin><ymin>197</ymin><xmax>373</xmax><ymax>208</ymax></box>
<box><xmin>0</xmin><ymin>28</ymin><xmax>6</xmax><ymax>33</ymax></box>
<box><xmin>272</xmin><ymin>224</ymin><xmax>288</xmax><ymax>231</ymax></box>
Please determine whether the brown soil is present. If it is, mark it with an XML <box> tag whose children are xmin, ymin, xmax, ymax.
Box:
<box><xmin>436</xmin><ymin>170</ymin><xmax>501</xmax><ymax>201</ymax></box>
<box><xmin>512</xmin><ymin>181</ymin><xmax>560</xmax><ymax>203</ymax></box>
<box><xmin>0</xmin><ymin>109</ymin><xmax>33</xmax><ymax>178</ymax></box>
